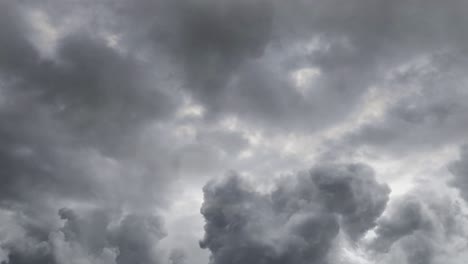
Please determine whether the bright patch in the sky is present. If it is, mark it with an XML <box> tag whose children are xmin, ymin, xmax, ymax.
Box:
<box><xmin>290</xmin><ymin>67</ymin><xmax>321</xmax><ymax>95</ymax></box>
<box><xmin>27</xmin><ymin>9</ymin><xmax>58</xmax><ymax>58</ymax></box>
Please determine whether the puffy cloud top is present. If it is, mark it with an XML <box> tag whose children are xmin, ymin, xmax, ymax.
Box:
<box><xmin>200</xmin><ymin>163</ymin><xmax>389</xmax><ymax>264</ymax></box>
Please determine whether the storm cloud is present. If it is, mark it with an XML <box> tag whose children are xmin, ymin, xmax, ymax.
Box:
<box><xmin>1</xmin><ymin>0</ymin><xmax>468</xmax><ymax>263</ymax></box>
<box><xmin>368</xmin><ymin>187</ymin><xmax>468</xmax><ymax>264</ymax></box>
<box><xmin>449</xmin><ymin>145</ymin><xmax>468</xmax><ymax>203</ymax></box>
<box><xmin>0</xmin><ymin>207</ymin><xmax>167</xmax><ymax>264</ymax></box>
<box><xmin>200</xmin><ymin>163</ymin><xmax>389</xmax><ymax>264</ymax></box>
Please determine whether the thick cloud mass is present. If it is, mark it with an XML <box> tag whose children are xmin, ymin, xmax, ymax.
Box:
<box><xmin>449</xmin><ymin>145</ymin><xmax>468</xmax><ymax>202</ymax></box>
<box><xmin>0</xmin><ymin>1</ymin><xmax>178</xmax><ymax>263</ymax></box>
<box><xmin>200</xmin><ymin>163</ymin><xmax>389</xmax><ymax>264</ymax></box>
<box><xmin>1</xmin><ymin>0</ymin><xmax>468</xmax><ymax>263</ymax></box>
<box><xmin>0</xmin><ymin>207</ymin><xmax>167</xmax><ymax>264</ymax></box>
<box><xmin>368</xmin><ymin>188</ymin><xmax>468</xmax><ymax>264</ymax></box>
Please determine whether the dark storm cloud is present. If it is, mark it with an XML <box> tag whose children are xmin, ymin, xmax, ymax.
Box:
<box><xmin>200</xmin><ymin>172</ymin><xmax>340</xmax><ymax>264</ymax></box>
<box><xmin>161</xmin><ymin>0</ymin><xmax>273</xmax><ymax>105</ymax></box>
<box><xmin>1</xmin><ymin>0</ymin><xmax>180</xmax><ymax>148</ymax></box>
<box><xmin>0</xmin><ymin>210</ymin><xmax>55</xmax><ymax>264</ymax></box>
<box><xmin>1</xmin><ymin>246</ymin><xmax>54</xmax><ymax>264</ymax></box>
<box><xmin>58</xmin><ymin>208</ymin><xmax>110</xmax><ymax>255</ymax></box>
<box><xmin>1</xmin><ymin>0</ymin><xmax>468</xmax><ymax>263</ymax></box>
<box><xmin>449</xmin><ymin>145</ymin><xmax>468</xmax><ymax>202</ymax></box>
<box><xmin>0</xmin><ymin>1</ymin><xmax>38</xmax><ymax>76</ymax></box>
<box><xmin>371</xmin><ymin>197</ymin><xmax>428</xmax><ymax>253</ymax></box>
<box><xmin>15</xmin><ymin>0</ymin><xmax>468</xmax><ymax>137</ymax></box>
<box><xmin>283</xmin><ymin>0</ymin><xmax>468</xmax><ymax>160</ymax></box>
<box><xmin>50</xmin><ymin>34</ymin><xmax>175</xmax><ymax>150</ymax></box>
<box><xmin>337</xmin><ymin>54</ymin><xmax>468</xmax><ymax>157</ymax></box>
<box><xmin>311</xmin><ymin>164</ymin><xmax>390</xmax><ymax>239</ymax></box>
<box><xmin>1</xmin><ymin>31</ymin><xmax>176</xmax><ymax>154</ymax></box>
<box><xmin>112</xmin><ymin>0</ymin><xmax>468</xmax><ymax>134</ymax></box>
<box><xmin>368</xmin><ymin>190</ymin><xmax>468</xmax><ymax>264</ymax></box>
<box><xmin>0</xmin><ymin>95</ymin><xmax>102</xmax><ymax>203</ymax></box>
<box><xmin>0</xmin><ymin>1</ymin><xmax>181</xmax><ymax>263</ymax></box>
<box><xmin>95</xmin><ymin>0</ymin><xmax>370</xmax><ymax>132</ymax></box>
<box><xmin>0</xmin><ymin>0</ymin><xmax>179</xmax><ymax>204</ymax></box>
<box><xmin>18</xmin><ymin>0</ymin><xmax>468</xmax><ymax>136</ymax></box>
<box><xmin>109</xmin><ymin>213</ymin><xmax>167</xmax><ymax>264</ymax></box>
<box><xmin>96</xmin><ymin>0</ymin><xmax>468</xmax><ymax>135</ymax></box>
<box><xmin>0</xmin><ymin>207</ymin><xmax>167</xmax><ymax>264</ymax></box>
<box><xmin>114</xmin><ymin>0</ymin><xmax>273</xmax><ymax>95</ymax></box>
<box><xmin>199</xmin><ymin>163</ymin><xmax>389</xmax><ymax>264</ymax></box>
<box><xmin>58</xmin><ymin>209</ymin><xmax>167</xmax><ymax>264</ymax></box>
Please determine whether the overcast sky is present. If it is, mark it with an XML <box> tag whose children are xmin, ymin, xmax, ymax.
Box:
<box><xmin>1</xmin><ymin>0</ymin><xmax>468</xmax><ymax>263</ymax></box>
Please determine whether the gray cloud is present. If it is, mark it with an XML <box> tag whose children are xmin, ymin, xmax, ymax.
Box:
<box><xmin>143</xmin><ymin>0</ymin><xmax>468</xmax><ymax>134</ymax></box>
<box><xmin>168</xmin><ymin>249</ymin><xmax>187</xmax><ymax>264</ymax></box>
<box><xmin>338</xmin><ymin>56</ymin><xmax>468</xmax><ymax>157</ymax></box>
<box><xmin>0</xmin><ymin>2</ymin><xmax>182</xmax><ymax>263</ymax></box>
<box><xmin>0</xmin><ymin>0</ymin><xmax>182</xmax><ymax>203</ymax></box>
<box><xmin>371</xmin><ymin>196</ymin><xmax>428</xmax><ymax>253</ymax></box>
<box><xmin>200</xmin><ymin>163</ymin><xmax>389</xmax><ymax>264</ymax></box>
<box><xmin>116</xmin><ymin>0</ymin><xmax>273</xmax><ymax>96</ymax></box>
<box><xmin>58</xmin><ymin>208</ymin><xmax>110</xmax><ymax>255</ymax></box>
<box><xmin>200</xmin><ymin>173</ymin><xmax>339</xmax><ymax>264</ymax></box>
<box><xmin>116</xmin><ymin>0</ymin><xmax>468</xmax><ymax>137</ymax></box>
<box><xmin>14</xmin><ymin>0</ymin><xmax>468</xmax><ymax>138</ymax></box>
<box><xmin>86</xmin><ymin>0</ymin><xmax>375</xmax><ymax>132</ymax></box>
<box><xmin>449</xmin><ymin>145</ymin><xmax>468</xmax><ymax>203</ymax></box>
<box><xmin>368</xmin><ymin>188</ymin><xmax>468</xmax><ymax>264</ymax></box>
<box><xmin>0</xmin><ymin>207</ymin><xmax>167</xmax><ymax>264</ymax></box>
<box><xmin>110</xmin><ymin>213</ymin><xmax>167</xmax><ymax>264</ymax></box>
<box><xmin>311</xmin><ymin>164</ymin><xmax>390</xmax><ymax>239</ymax></box>
<box><xmin>2</xmin><ymin>0</ymin><xmax>468</xmax><ymax>263</ymax></box>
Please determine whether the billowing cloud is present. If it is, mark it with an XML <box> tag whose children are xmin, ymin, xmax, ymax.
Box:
<box><xmin>200</xmin><ymin>163</ymin><xmax>389</xmax><ymax>264</ymax></box>
<box><xmin>0</xmin><ymin>207</ymin><xmax>167</xmax><ymax>264</ymax></box>
<box><xmin>367</xmin><ymin>187</ymin><xmax>468</xmax><ymax>264</ymax></box>
<box><xmin>0</xmin><ymin>1</ymin><xmax>182</xmax><ymax>263</ymax></box>
<box><xmin>1</xmin><ymin>0</ymin><xmax>468</xmax><ymax>263</ymax></box>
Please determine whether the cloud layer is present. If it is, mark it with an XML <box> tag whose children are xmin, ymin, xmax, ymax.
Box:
<box><xmin>1</xmin><ymin>0</ymin><xmax>468</xmax><ymax>263</ymax></box>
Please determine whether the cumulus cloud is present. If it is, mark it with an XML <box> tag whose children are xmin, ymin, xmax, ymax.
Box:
<box><xmin>0</xmin><ymin>207</ymin><xmax>167</xmax><ymax>264</ymax></box>
<box><xmin>199</xmin><ymin>163</ymin><xmax>389</xmax><ymax>264</ymax></box>
<box><xmin>367</xmin><ymin>188</ymin><xmax>468</xmax><ymax>264</ymax></box>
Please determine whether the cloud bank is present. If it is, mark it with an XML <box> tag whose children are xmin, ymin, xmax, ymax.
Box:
<box><xmin>1</xmin><ymin>0</ymin><xmax>468</xmax><ymax>263</ymax></box>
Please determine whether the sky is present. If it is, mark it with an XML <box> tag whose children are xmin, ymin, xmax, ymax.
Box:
<box><xmin>1</xmin><ymin>0</ymin><xmax>468</xmax><ymax>263</ymax></box>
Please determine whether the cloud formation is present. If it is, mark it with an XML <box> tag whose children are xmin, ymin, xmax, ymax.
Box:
<box><xmin>200</xmin><ymin>163</ymin><xmax>389</xmax><ymax>264</ymax></box>
<box><xmin>0</xmin><ymin>207</ymin><xmax>167</xmax><ymax>264</ymax></box>
<box><xmin>368</xmin><ymin>187</ymin><xmax>468</xmax><ymax>264</ymax></box>
<box><xmin>1</xmin><ymin>0</ymin><xmax>468</xmax><ymax>263</ymax></box>
<box><xmin>449</xmin><ymin>145</ymin><xmax>468</xmax><ymax>202</ymax></box>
